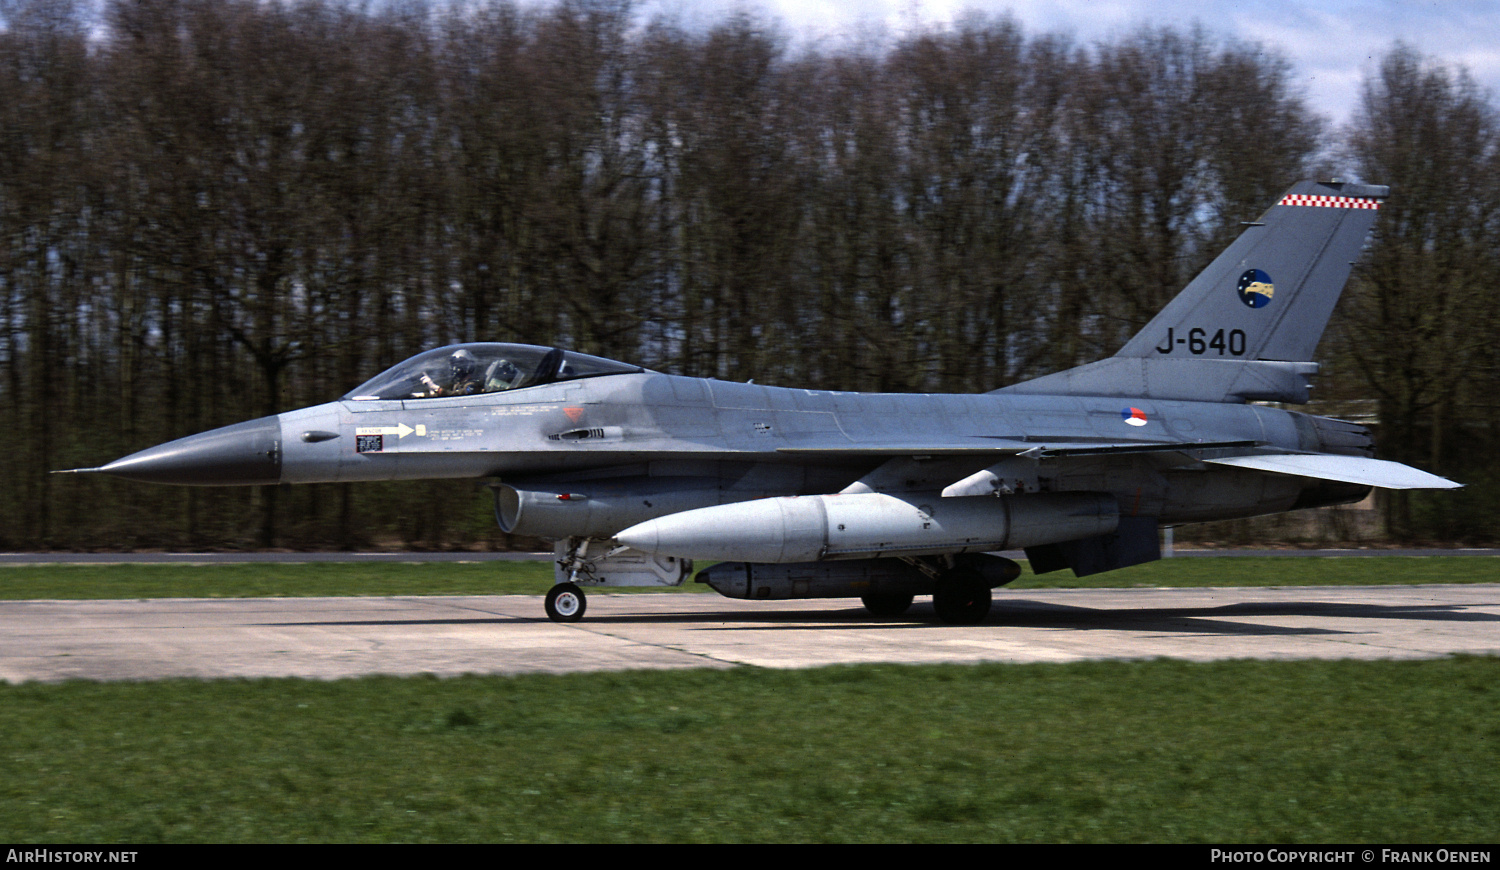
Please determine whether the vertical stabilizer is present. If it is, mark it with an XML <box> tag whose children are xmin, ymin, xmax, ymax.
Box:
<box><xmin>1115</xmin><ymin>180</ymin><xmax>1387</xmax><ymax>362</ymax></box>
<box><xmin>1000</xmin><ymin>180</ymin><xmax>1388</xmax><ymax>403</ymax></box>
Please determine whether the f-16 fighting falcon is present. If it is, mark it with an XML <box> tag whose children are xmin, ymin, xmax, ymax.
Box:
<box><xmin>62</xmin><ymin>181</ymin><xmax>1459</xmax><ymax>623</ymax></box>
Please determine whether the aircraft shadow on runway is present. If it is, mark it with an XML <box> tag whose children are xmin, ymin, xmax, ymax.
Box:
<box><xmin>257</xmin><ymin>596</ymin><xmax>1497</xmax><ymax>638</ymax></box>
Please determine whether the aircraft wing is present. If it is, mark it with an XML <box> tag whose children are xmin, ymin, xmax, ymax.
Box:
<box><xmin>1203</xmin><ymin>453</ymin><xmax>1461</xmax><ymax>490</ymax></box>
<box><xmin>777</xmin><ymin>439</ymin><xmax>1459</xmax><ymax>494</ymax></box>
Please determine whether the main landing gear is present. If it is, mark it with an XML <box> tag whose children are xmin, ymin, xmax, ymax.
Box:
<box><xmin>859</xmin><ymin>573</ymin><xmax>992</xmax><ymax>623</ymax></box>
<box><xmin>861</xmin><ymin>557</ymin><xmax>997</xmax><ymax>625</ymax></box>
<box><xmin>862</xmin><ymin>572</ymin><xmax>991</xmax><ymax>623</ymax></box>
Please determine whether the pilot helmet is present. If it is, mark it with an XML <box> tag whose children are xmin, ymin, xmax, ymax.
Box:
<box><xmin>450</xmin><ymin>349</ymin><xmax>478</xmax><ymax>381</ymax></box>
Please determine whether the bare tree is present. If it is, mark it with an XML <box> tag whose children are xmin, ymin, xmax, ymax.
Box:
<box><xmin>1341</xmin><ymin>45</ymin><xmax>1500</xmax><ymax>538</ymax></box>
<box><xmin>0</xmin><ymin>3</ymin><xmax>1490</xmax><ymax>549</ymax></box>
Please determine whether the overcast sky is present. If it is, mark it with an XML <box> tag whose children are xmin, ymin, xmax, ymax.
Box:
<box><xmin>639</xmin><ymin>0</ymin><xmax>1500</xmax><ymax>130</ymax></box>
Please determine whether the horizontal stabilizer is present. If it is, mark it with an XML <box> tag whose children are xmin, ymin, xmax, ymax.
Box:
<box><xmin>1204</xmin><ymin>454</ymin><xmax>1460</xmax><ymax>490</ymax></box>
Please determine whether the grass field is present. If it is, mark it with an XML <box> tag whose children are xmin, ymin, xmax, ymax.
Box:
<box><xmin>1</xmin><ymin>658</ymin><xmax>1496</xmax><ymax>843</ymax></box>
<box><xmin>0</xmin><ymin>555</ymin><xmax>1495</xmax><ymax>600</ymax></box>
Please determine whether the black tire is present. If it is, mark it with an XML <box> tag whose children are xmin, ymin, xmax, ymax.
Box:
<box><xmin>932</xmin><ymin>569</ymin><xmax>991</xmax><ymax>625</ymax></box>
<box><xmin>861</xmin><ymin>593</ymin><xmax>915</xmax><ymax>617</ymax></box>
<box><xmin>545</xmin><ymin>582</ymin><xmax>587</xmax><ymax>623</ymax></box>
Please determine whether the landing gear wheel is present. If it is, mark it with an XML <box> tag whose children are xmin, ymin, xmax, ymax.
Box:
<box><xmin>932</xmin><ymin>569</ymin><xmax>991</xmax><ymax>625</ymax></box>
<box><xmin>861</xmin><ymin>593</ymin><xmax>915</xmax><ymax>617</ymax></box>
<box><xmin>545</xmin><ymin>582</ymin><xmax>587</xmax><ymax>623</ymax></box>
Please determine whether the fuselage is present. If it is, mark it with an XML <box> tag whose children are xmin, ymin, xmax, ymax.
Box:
<box><xmin>259</xmin><ymin>369</ymin><xmax>1366</xmax><ymax>527</ymax></box>
<box><xmin>87</xmin><ymin>331</ymin><xmax>1376</xmax><ymax>539</ymax></box>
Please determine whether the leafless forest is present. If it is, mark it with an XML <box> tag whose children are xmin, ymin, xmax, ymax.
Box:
<box><xmin>2</xmin><ymin>0</ymin><xmax>1495</xmax><ymax>549</ymax></box>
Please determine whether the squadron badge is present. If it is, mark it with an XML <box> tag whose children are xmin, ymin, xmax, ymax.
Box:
<box><xmin>1237</xmin><ymin>269</ymin><xmax>1274</xmax><ymax>308</ymax></box>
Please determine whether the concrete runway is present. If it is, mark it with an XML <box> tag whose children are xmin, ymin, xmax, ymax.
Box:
<box><xmin>2</xmin><ymin>585</ymin><xmax>1497</xmax><ymax>683</ymax></box>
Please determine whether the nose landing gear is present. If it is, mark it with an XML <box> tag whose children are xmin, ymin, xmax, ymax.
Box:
<box><xmin>542</xmin><ymin>538</ymin><xmax>692</xmax><ymax>622</ymax></box>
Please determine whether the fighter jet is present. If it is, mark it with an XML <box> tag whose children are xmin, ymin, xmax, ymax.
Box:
<box><xmin>62</xmin><ymin>180</ymin><xmax>1459</xmax><ymax>623</ymax></box>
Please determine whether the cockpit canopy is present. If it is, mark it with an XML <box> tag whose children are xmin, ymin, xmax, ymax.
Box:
<box><xmin>345</xmin><ymin>343</ymin><xmax>646</xmax><ymax>401</ymax></box>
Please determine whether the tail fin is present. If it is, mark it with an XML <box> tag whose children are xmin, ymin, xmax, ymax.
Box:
<box><xmin>1000</xmin><ymin>180</ymin><xmax>1388</xmax><ymax>404</ymax></box>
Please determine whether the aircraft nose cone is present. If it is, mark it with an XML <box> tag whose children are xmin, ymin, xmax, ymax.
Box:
<box><xmin>95</xmin><ymin>416</ymin><xmax>283</xmax><ymax>485</ymax></box>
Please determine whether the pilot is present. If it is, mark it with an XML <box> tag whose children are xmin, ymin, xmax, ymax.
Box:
<box><xmin>420</xmin><ymin>349</ymin><xmax>483</xmax><ymax>396</ymax></box>
<box><xmin>484</xmin><ymin>358</ymin><xmax>521</xmax><ymax>392</ymax></box>
<box><xmin>448</xmin><ymin>349</ymin><xmax>483</xmax><ymax>395</ymax></box>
